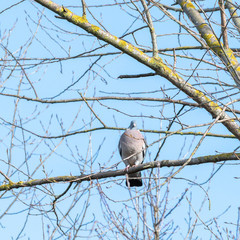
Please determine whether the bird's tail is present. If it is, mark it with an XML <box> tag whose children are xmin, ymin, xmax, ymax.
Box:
<box><xmin>126</xmin><ymin>172</ymin><xmax>142</xmax><ymax>187</ymax></box>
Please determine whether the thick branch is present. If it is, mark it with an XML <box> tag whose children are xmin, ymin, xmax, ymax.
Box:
<box><xmin>226</xmin><ymin>0</ymin><xmax>240</xmax><ymax>34</ymax></box>
<box><xmin>177</xmin><ymin>0</ymin><xmax>240</xmax><ymax>87</ymax></box>
<box><xmin>158</xmin><ymin>4</ymin><xmax>221</xmax><ymax>13</ymax></box>
<box><xmin>0</xmin><ymin>152</ymin><xmax>239</xmax><ymax>191</ymax></box>
<box><xmin>33</xmin><ymin>0</ymin><xmax>240</xmax><ymax>140</ymax></box>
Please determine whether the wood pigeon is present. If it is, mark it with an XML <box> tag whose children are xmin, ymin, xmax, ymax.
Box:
<box><xmin>118</xmin><ymin>121</ymin><xmax>146</xmax><ymax>187</ymax></box>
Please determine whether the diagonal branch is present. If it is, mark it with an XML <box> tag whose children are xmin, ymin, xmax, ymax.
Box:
<box><xmin>33</xmin><ymin>0</ymin><xmax>240</xmax><ymax>139</ymax></box>
<box><xmin>226</xmin><ymin>0</ymin><xmax>240</xmax><ymax>34</ymax></box>
<box><xmin>79</xmin><ymin>92</ymin><xmax>106</xmax><ymax>127</ymax></box>
<box><xmin>177</xmin><ymin>0</ymin><xmax>240</xmax><ymax>87</ymax></box>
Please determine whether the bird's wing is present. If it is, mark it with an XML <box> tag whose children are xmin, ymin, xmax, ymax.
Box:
<box><xmin>118</xmin><ymin>140</ymin><xmax>122</xmax><ymax>157</ymax></box>
<box><xmin>142</xmin><ymin>138</ymin><xmax>147</xmax><ymax>160</ymax></box>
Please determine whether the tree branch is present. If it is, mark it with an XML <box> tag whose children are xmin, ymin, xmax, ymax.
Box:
<box><xmin>177</xmin><ymin>0</ymin><xmax>240</xmax><ymax>87</ymax></box>
<box><xmin>118</xmin><ymin>72</ymin><xmax>157</xmax><ymax>78</ymax></box>
<box><xmin>219</xmin><ymin>0</ymin><xmax>229</xmax><ymax>48</ymax></box>
<box><xmin>140</xmin><ymin>0</ymin><xmax>158</xmax><ymax>57</ymax></box>
<box><xmin>33</xmin><ymin>0</ymin><xmax>240</xmax><ymax>140</ymax></box>
<box><xmin>1</xmin><ymin>152</ymin><xmax>239</xmax><ymax>191</ymax></box>
<box><xmin>2</xmin><ymin>93</ymin><xmax>240</xmax><ymax>116</ymax></box>
<box><xmin>226</xmin><ymin>0</ymin><xmax>240</xmax><ymax>35</ymax></box>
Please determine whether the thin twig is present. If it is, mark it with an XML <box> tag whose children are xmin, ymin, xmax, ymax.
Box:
<box><xmin>219</xmin><ymin>0</ymin><xmax>229</xmax><ymax>48</ymax></box>
<box><xmin>0</xmin><ymin>43</ymin><xmax>38</xmax><ymax>98</ymax></box>
<box><xmin>0</xmin><ymin>170</ymin><xmax>13</xmax><ymax>183</ymax></box>
<box><xmin>79</xmin><ymin>92</ymin><xmax>106</xmax><ymax>127</ymax></box>
<box><xmin>81</xmin><ymin>0</ymin><xmax>87</xmax><ymax>16</ymax></box>
<box><xmin>140</xmin><ymin>0</ymin><xmax>158</xmax><ymax>57</ymax></box>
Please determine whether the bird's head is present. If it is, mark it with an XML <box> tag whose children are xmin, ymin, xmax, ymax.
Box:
<box><xmin>128</xmin><ymin>120</ymin><xmax>137</xmax><ymax>130</ymax></box>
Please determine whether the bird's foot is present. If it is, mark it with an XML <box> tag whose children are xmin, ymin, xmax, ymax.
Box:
<box><xmin>124</xmin><ymin>165</ymin><xmax>130</xmax><ymax>173</ymax></box>
<box><xmin>124</xmin><ymin>164</ymin><xmax>137</xmax><ymax>173</ymax></box>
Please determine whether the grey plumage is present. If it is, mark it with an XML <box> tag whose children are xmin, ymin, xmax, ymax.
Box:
<box><xmin>118</xmin><ymin>121</ymin><xmax>146</xmax><ymax>187</ymax></box>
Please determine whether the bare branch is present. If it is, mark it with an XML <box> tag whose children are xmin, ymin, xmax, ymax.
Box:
<box><xmin>140</xmin><ymin>0</ymin><xmax>158</xmax><ymax>57</ymax></box>
<box><xmin>219</xmin><ymin>0</ymin><xmax>229</xmax><ymax>48</ymax></box>
<box><xmin>32</xmin><ymin>0</ymin><xmax>240</xmax><ymax>139</ymax></box>
<box><xmin>0</xmin><ymin>151</ymin><xmax>239</xmax><ymax>192</ymax></box>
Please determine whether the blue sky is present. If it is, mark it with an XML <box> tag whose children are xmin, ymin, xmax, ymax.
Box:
<box><xmin>0</xmin><ymin>0</ymin><xmax>240</xmax><ymax>239</ymax></box>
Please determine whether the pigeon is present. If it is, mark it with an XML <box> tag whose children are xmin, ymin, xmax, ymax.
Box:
<box><xmin>118</xmin><ymin>121</ymin><xmax>146</xmax><ymax>187</ymax></box>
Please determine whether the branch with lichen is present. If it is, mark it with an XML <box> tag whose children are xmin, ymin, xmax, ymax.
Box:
<box><xmin>177</xmin><ymin>0</ymin><xmax>240</xmax><ymax>87</ymax></box>
<box><xmin>226</xmin><ymin>0</ymin><xmax>240</xmax><ymax>35</ymax></box>
<box><xmin>0</xmin><ymin>152</ymin><xmax>239</xmax><ymax>191</ymax></box>
<box><xmin>33</xmin><ymin>0</ymin><xmax>240</xmax><ymax>140</ymax></box>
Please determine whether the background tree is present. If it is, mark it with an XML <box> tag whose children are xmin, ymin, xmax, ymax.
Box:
<box><xmin>0</xmin><ymin>0</ymin><xmax>240</xmax><ymax>239</ymax></box>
